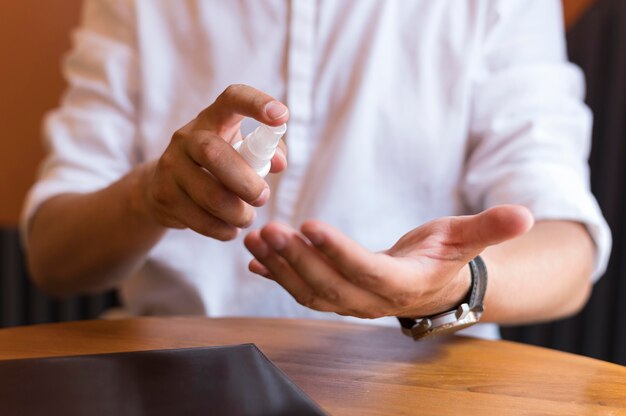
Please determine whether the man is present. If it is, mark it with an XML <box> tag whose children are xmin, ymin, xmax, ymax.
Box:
<box><xmin>22</xmin><ymin>0</ymin><xmax>610</xmax><ymax>339</ymax></box>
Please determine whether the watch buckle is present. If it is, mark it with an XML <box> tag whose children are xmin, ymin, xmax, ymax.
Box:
<box><xmin>455</xmin><ymin>303</ymin><xmax>470</xmax><ymax>320</ymax></box>
<box><xmin>411</xmin><ymin>318</ymin><xmax>433</xmax><ymax>337</ymax></box>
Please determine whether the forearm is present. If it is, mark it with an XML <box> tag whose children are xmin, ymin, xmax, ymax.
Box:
<box><xmin>480</xmin><ymin>220</ymin><xmax>595</xmax><ymax>324</ymax></box>
<box><xmin>27</xmin><ymin>87</ymin><xmax>289</xmax><ymax>297</ymax></box>
<box><xmin>26</xmin><ymin>162</ymin><xmax>165</xmax><ymax>296</ymax></box>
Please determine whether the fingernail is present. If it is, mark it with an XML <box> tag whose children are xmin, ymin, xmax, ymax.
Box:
<box><xmin>305</xmin><ymin>230</ymin><xmax>324</xmax><ymax>246</ymax></box>
<box><xmin>265</xmin><ymin>101</ymin><xmax>288</xmax><ymax>120</ymax></box>
<box><xmin>250</xmin><ymin>261</ymin><xmax>270</xmax><ymax>278</ymax></box>
<box><xmin>249</xmin><ymin>239</ymin><xmax>270</xmax><ymax>259</ymax></box>
<box><xmin>265</xmin><ymin>233</ymin><xmax>287</xmax><ymax>251</ymax></box>
<box><xmin>252</xmin><ymin>187</ymin><xmax>270</xmax><ymax>207</ymax></box>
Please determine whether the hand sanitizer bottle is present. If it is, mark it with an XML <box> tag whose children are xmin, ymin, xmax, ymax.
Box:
<box><xmin>234</xmin><ymin>123</ymin><xmax>287</xmax><ymax>177</ymax></box>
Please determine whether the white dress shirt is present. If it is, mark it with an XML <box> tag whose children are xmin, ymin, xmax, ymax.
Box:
<box><xmin>23</xmin><ymin>0</ymin><xmax>611</xmax><ymax>339</ymax></box>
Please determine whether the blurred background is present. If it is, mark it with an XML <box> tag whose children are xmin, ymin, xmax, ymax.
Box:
<box><xmin>1</xmin><ymin>0</ymin><xmax>624</xmax><ymax>364</ymax></box>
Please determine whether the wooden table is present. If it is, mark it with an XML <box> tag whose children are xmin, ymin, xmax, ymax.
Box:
<box><xmin>0</xmin><ymin>317</ymin><xmax>624</xmax><ymax>415</ymax></box>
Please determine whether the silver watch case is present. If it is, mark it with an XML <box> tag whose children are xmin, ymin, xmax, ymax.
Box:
<box><xmin>401</xmin><ymin>303</ymin><xmax>484</xmax><ymax>339</ymax></box>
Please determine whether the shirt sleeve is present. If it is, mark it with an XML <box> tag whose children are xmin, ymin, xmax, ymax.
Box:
<box><xmin>20</xmin><ymin>0</ymin><xmax>139</xmax><ymax>239</ymax></box>
<box><xmin>463</xmin><ymin>0</ymin><xmax>611</xmax><ymax>280</ymax></box>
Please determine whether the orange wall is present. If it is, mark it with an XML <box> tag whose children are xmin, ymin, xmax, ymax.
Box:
<box><xmin>0</xmin><ymin>1</ymin><xmax>82</xmax><ymax>225</ymax></box>
<box><xmin>563</xmin><ymin>0</ymin><xmax>597</xmax><ymax>30</ymax></box>
<box><xmin>0</xmin><ymin>0</ymin><xmax>597</xmax><ymax>226</ymax></box>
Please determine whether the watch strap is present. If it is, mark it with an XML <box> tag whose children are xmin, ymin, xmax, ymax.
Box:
<box><xmin>467</xmin><ymin>255</ymin><xmax>487</xmax><ymax>310</ymax></box>
<box><xmin>397</xmin><ymin>255</ymin><xmax>487</xmax><ymax>333</ymax></box>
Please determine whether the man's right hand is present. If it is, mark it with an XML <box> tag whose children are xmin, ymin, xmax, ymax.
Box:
<box><xmin>137</xmin><ymin>84</ymin><xmax>289</xmax><ymax>240</ymax></box>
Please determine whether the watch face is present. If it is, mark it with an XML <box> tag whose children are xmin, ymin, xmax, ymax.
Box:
<box><xmin>421</xmin><ymin>321</ymin><xmax>477</xmax><ymax>338</ymax></box>
<box><xmin>412</xmin><ymin>311</ymin><xmax>481</xmax><ymax>340</ymax></box>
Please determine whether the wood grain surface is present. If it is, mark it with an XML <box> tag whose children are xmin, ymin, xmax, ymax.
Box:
<box><xmin>0</xmin><ymin>317</ymin><xmax>624</xmax><ymax>415</ymax></box>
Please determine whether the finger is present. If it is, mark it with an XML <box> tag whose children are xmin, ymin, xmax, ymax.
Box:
<box><xmin>244</xmin><ymin>230</ymin><xmax>338</xmax><ymax>313</ymax></box>
<box><xmin>447</xmin><ymin>204</ymin><xmax>534</xmax><ymax>257</ymax></box>
<box><xmin>159</xmin><ymin>183</ymin><xmax>239</xmax><ymax>241</ymax></box>
<box><xmin>174</xmin><ymin>153</ymin><xmax>256</xmax><ymax>228</ymax></box>
<box><xmin>249</xmin><ymin>258</ymin><xmax>270</xmax><ymax>277</ymax></box>
<box><xmin>300</xmin><ymin>220</ymin><xmax>403</xmax><ymax>290</ymax></box>
<box><xmin>180</xmin><ymin>130</ymin><xmax>270</xmax><ymax>206</ymax></box>
<box><xmin>260</xmin><ymin>222</ymin><xmax>390</xmax><ymax>318</ymax></box>
<box><xmin>300</xmin><ymin>221</ymin><xmax>469</xmax><ymax>310</ymax></box>
<box><xmin>269</xmin><ymin>140</ymin><xmax>288</xmax><ymax>173</ymax></box>
<box><xmin>199</xmin><ymin>84</ymin><xmax>289</xmax><ymax>133</ymax></box>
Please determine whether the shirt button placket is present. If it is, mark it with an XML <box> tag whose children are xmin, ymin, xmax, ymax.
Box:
<box><xmin>273</xmin><ymin>0</ymin><xmax>317</xmax><ymax>225</ymax></box>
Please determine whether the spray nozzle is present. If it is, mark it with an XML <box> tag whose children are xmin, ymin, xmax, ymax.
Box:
<box><xmin>234</xmin><ymin>123</ymin><xmax>287</xmax><ymax>177</ymax></box>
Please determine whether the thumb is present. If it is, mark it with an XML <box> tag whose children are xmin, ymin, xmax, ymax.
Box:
<box><xmin>451</xmin><ymin>204</ymin><xmax>534</xmax><ymax>257</ymax></box>
<box><xmin>198</xmin><ymin>84</ymin><xmax>289</xmax><ymax>133</ymax></box>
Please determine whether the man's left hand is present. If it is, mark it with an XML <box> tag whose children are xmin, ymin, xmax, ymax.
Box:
<box><xmin>244</xmin><ymin>205</ymin><xmax>533</xmax><ymax>319</ymax></box>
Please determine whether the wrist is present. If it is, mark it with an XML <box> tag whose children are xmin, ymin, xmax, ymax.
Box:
<box><xmin>399</xmin><ymin>256</ymin><xmax>487</xmax><ymax>340</ymax></box>
<box><xmin>430</xmin><ymin>262</ymin><xmax>473</xmax><ymax>316</ymax></box>
<box><xmin>449</xmin><ymin>262</ymin><xmax>473</xmax><ymax>309</ymax></box>
<box><xmin>126</xmin><ymin>161</ymin><xmax>167</xmax><ymax>231</ymax></box>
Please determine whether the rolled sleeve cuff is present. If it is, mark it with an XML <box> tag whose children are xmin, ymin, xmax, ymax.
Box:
<box><xmin>479</xmin><ymin>168</ymin><xmax>611</xmax><ymax>283</ymax></box>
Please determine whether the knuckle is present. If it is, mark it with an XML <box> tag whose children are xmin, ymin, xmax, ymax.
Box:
<box><xmin>150</xmin><ymin>181</ymin><xmax>174</xmax><ymax>209</ymax></box>
<box><xmin>199</xmin><ymin>138</ymin><xmax>225</xmax><ymax>167</ymax></box>
<box><xmin>227</xmin><ymin>202</ymin><xmax>255</xmax><ymax>228</ymax></box>
<box><xmin>238</xmin><ymin>206</ymin><xmax>257</xmax><ymax>227</ymax></box>
<box><xmin>344</xmin><ymin>308</ymin><xmax>375</xmax><ymax>319</ymax></box>
<box><xmin>149</xmin><ymin>198</ymin><xmax>184</xmax><ymax>229</ymax></box>
<box><xmin>164</xmin><ymin>219</ymin><xmax>186</xmax><ymax>229</ymax></box>
<box><xmin>289</xmin><ymin>247</ymin><xmax>309</xmax><ymax>268</ymax></box>
<box><xmin>316</xmin><ymin>287</ymin><xmax>340</xmax><ymax>303</ymax></box>
<box><xmin>151</xmin><ymin>189</ymin><xmax>169</xmax><ymax>209</ymax></box>
<box><xmin>392</xmin><ymin>292</ymin><xmax>416</xmax><ymax>309</ymax></box>
<box><xmin>211</xmin><ymin>192</ymin><xmax>247</xmax><ymax>220</ymax></box>
<box><xmin>241</xmin><ymin>180</ymin><xmax>265</xmax><ymax>202</ymax></box>
<box><xmin>199</xmin><ymin>186</ymin><xmax>256</xmax><ymax>228</ymax></box>
<box><xmin>220</xmin><ymin>84</ymin><xmax>244</xmax><ymax>101</ymax></box>
<box><xmin>158</xmin><ymin>151</ymin><xmax>177</xmax><ymax>172</ymax></box>
<box><xmin>211</xmin><ymin>226</ymin><xmax>239</xmax><ymax>242</ymax></box>
<box><xmin>192</xmin><ymin>215</ymin><xmax>239</xmax><ymax>241</ymax></box>
<box><xmin>171</xmin><ymin>130</ymin><xmax>187</xmax><ymax>145</ymax></box>
<box><xmin>205</xmin><ymin>190</ymin><xmax>232</xmax><ymax>213</ymax></box>
<box><xmin>371</xmin><ymin>307</ymin><xmax>392</xmax><ymax>318</ymax></box>
<box><xmin>358</xmin><ymin>310</ymin><xmax>380</xmax><ymax>320</ymax></box>
<box><xmin>297</xmin><ymin>293</ymin><xmax>319</xmax><ymax>310</ymax></box>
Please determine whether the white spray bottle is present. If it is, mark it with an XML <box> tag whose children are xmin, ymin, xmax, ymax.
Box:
<box><xmin>233</xmin><ymin>123</ymin><xmax>287</xmax><ymax>177</ymax></box>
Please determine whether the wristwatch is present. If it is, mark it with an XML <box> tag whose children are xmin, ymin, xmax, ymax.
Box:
<box><xmin>397</xmin><ymin>256</ymin><xmax>487</xmax><ymax>340</ymax></box>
